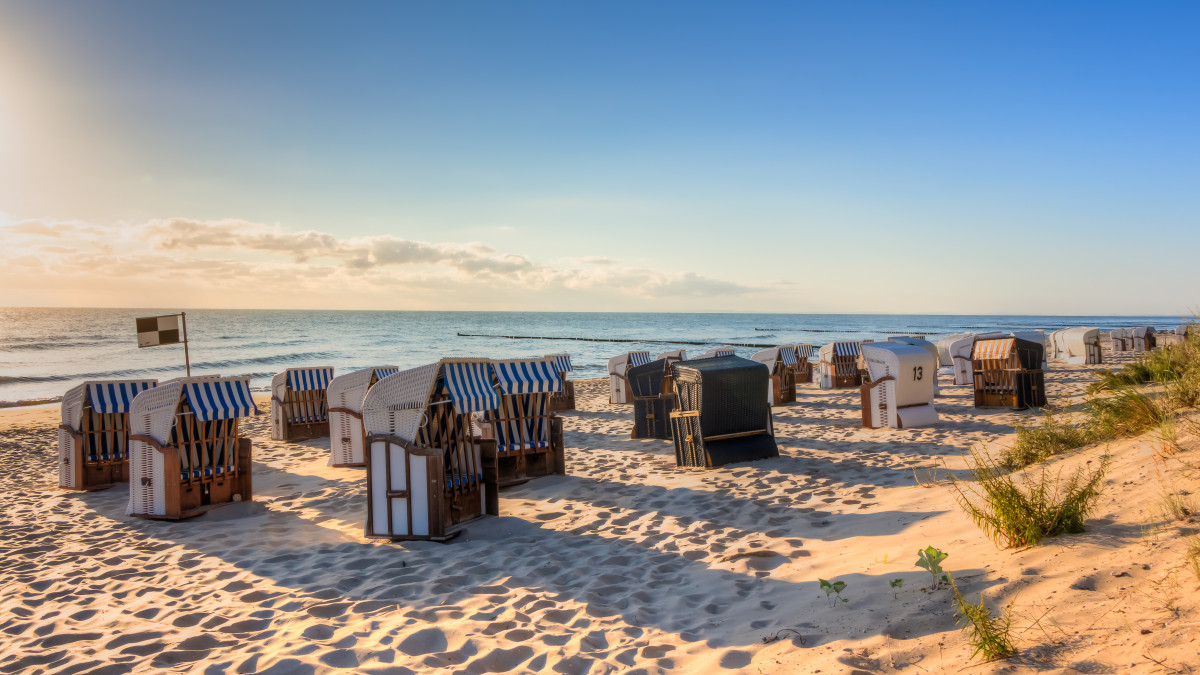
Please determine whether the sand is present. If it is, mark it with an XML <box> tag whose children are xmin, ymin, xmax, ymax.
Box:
<box><xmin>2</xmin><ymin>348</ymin><xmax>1198</xmax><ymax>673</ymax></box>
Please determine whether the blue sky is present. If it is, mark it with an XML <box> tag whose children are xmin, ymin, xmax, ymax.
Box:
<box><xmin>0</xmin><ymin>1</ymin><xmax>1197</xmax><ymax>313</ymax></box>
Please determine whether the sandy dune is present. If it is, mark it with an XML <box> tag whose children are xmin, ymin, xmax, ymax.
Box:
<box><xmin>2</xmin><ymin>349</ymin><xmax>1198</xmax><ymax>673</ymax></box>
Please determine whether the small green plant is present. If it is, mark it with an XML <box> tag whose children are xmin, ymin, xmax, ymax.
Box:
<box><xmin>889</xmin><ymin>578</ymin><xmax>904</xmax><ymax>599</ymax></box>
<box><xmin>1003</xmin><ymin>407</ymin><xmax>1094</xmax><ymax>469</ymax></box>
<box><xmin>948</xmin><ymin>449</ymin><xmax>1109</xmax><ymax>548</ymax></box>
<box><xmin>819</xmin><ymin>578</ymin><xmax>847</xmax><ymax>607</ymax></box>
<box><xmin>948</xmin><ymin>572</ymin><xmax>1016</xmax><ymax>662</ymax></box>
<box><xmin>916</xmin><ymin>546</ymin><xmax>948</xmax><ymax>589</ymax></box>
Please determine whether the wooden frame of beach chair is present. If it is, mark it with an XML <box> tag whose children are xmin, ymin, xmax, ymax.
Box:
<box><xmin>326</xmin><ymin>366</ymin><xmax>398</xmax><ymax>467</ymax></box>
<box><xmin>608</xmin><ymin>351</ymin><xmax>651</xmax><ymax>404</ymax></box>
<box><xmin>545</xmin><ymin>354</ymin><xmax>576</xmax><ymax>412</ymax></box>
<box><xmin>476</xmin><ymin>358</ymin><xmax>566</xmax><ymax>487</ymax></box>
<box><xmin>751</xmin><ymin>347</ymin><xmax>797</xmax><ymax>406</ymax></box>
<box><xmin>126</xmin><ymin>376</ymin><xmax>257</xmax><ymax>520</ymax></box>
<box><xmin>971</xmin><ymin>337</ymin><xmax>1047</xmax><ymax>410</ymax></box>
<box><xmin>58</xmin><ymin>379</ymin><xmax>157</xmax><ymax>491</ymax></box>
<box><xmin>270</xmin><ymin>367</ymin><xmax>334</xmax><ymax>442</ymax></box>
<box><xmin>668</xmin><ymin>356</ymin><xmax>778</xmax><ymax>468</ymax></box>
<box><xmin>859</xmin><ymin>343</ymin><xmax>938</xmax><ymax>429</ymax></box>
<box><xmin>362</xmin><ymin>359</ymin><xmax>500</xmax><ymax>542</ymax></box>
<box><xmin>790</xmin><ymin>345</ymin><xmax>815</xmax><ymax>384</ymax></box>
<box><xmin>818</xmin><ymin>342</ymin><xmax>863</xmax><ymax>389</ymax></box>
<box><xmin>628</xmin><ymin>358</ymin><xmax>675</xmax><ymax>440</ymax></box>
<box><xmin>1061</xmin><ymin>327</ymin><xmax>1102</xmax><ymax>365</ymax></box>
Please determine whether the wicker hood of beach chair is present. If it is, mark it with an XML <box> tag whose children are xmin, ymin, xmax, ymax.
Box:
<box><xmin>628</xmin><ymin>358</ymin><xmax>675</xmax><ymax>441</ymax></box>
<box><xmin>751</xmin><ymin>347</ymin><xmax>798</xmax><ymax>406</ymax></box>
<box><xmin>326</xmin><ymin>366</ymin><xmax>398</xmax><ymax>467</ymax></box>
<box><xmin>607</xmin><ymin>351</ymin><xmax>652</xmax><ymax>404</ymax></box>
<box><xmin>971</xmin><ymin>337</ymin><xmax>1047</xmax><ymax>410</ymax></box>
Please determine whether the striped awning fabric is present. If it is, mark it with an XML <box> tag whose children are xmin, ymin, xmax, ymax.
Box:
<box><xmin>778</xmin><ymin>348</ymin><xmax>798</xmax><ymax>366</ymax></box>
<box><xmin>973</xmin><ymin>338</ymin><xmax>1014</xmax><ymax>360</ymax></box>
<box><xmin>832</xmin><ymin>342</ymin><xmax>860</xmax><ymax>357</ymax></box>
<box><xmin>629</xmin><ymin>351</ymin><xmax>653</xmax><ymax>367</ymax></box>
<box><xmin>287</xmin><ymin>367</ymin><xmax>334</xmax><ymax>392</ymax></box>
<box><xmin>443</xmin><ymin>361</ymin><xmax>500</xmax><ymax>414</ymax></box>
<box><xmin>183</xmin><ymin>378</ymin><xmax>259</xmax><ymax>422</ymax></box>
<box><xmin>374</xmin><ymin>366</ymin><xmax>399</xmax><ymax>380</ymax></box>
<box><xmin>546</xmin><ymin>354</ymin><xmax>573</xmax><ymax>373</ymax></box>
<box><xmin>493</xmin><ymin>359</ymin><xmax>563</xmax><ymax>395</ymax></box>
<box><xmin>794</xmin><ymin>344</ymin><xmax>814</xmax><ymax>358</ymax></box>
<box><xmin>86</xmin><ymin>380</ymin><xmax>157</xmax><ymax>414</ymax></box>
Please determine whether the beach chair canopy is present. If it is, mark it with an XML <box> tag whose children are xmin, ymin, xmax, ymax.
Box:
<box><xmin>84</xmin><ymin>380</ymin><xmax>158</xmax><ymax>415</ymax></box>
<box><xmin>657</xmin><ymin>349</ymin><xmax>687</xmax><ymax>362</ymax></box>
<box><xmin>820</xmin><ymin>341</ymin><xmax>860</xmax><ymax>360</ymax></box>
<box><xmin>973</xmin><ymin>337</ymin><xmax>1043</xmax><ymax>370</ymax></box>
<box><xmin>608</xmin><ymin>351</ymin><xmax>652</xmax><ymax>376</ymax></box>
<box><xmin>1132</xmin><ymin>326</ymin><xmax>1156</xmax><ymax>338</ymax></box>
<box><xmin>887</xmin><ymin>336</ymin><xmax>938</xmax><ymax>365</ymax></box>
<box><xmin>862</xmin><ymin>343</ymin><xmax>934</xmax><ymax>406</ymax></box>
<box><xmin>285</xmin><ymin>367</ymin><xmax>334</xmax><ymax>392</ymax></box>
<box><xmin>693</xmin><ymin>347</ymin><xmax>735</xmax><ymax>360</ymax></box>
<box><xmin>1062</xmin><ymin>327</ymin><xmax>1099</xmax><ymax>357</ymax></box>
<box><xmin>628</xmin><ymin>358</ymin><xmax>670</xmax><ymax>398</ymax></box>
<box><xmin>327</xmin><ymin>366</ymin><xmax>398</xmax><ymax>412</ymax></box>
<box><xmin>751</xmin><ymin>347</ymin><xmax>797</xmax><ymax>374</ymax></box>
<box><xmin>936</xmin><ymin>333</ymin><xmax>973</xmax><ymax>367</ymax></box>
<box><xmin>129</xmin><ymin>376</ymin><xmax>257</xmax><ymax>444</ymax></box>
<box><xmin>491</xmin><ymin>357</ymin><xmax>562</xmax><ymax>394</ymax></box>
<box><xmin>1011</xmin><ymin>330</ymin><xmax>1046</xmax><ymax>347</ymax></box>
<box><xmin>545</xmin><ymin>354</ymin><xmax>573</xmax><ymax>374</ymax></box>
<box><xmin>363</xmin><ymin>359</ymin><xmax>499</xmax><ymax>443</ymax></box>
<box><xmin>792</xmin><ymin>344</ymin><xmax>815</xmax><ymax>360</ymax></box>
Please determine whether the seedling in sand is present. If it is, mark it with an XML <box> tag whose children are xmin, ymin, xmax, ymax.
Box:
<box><xmin>948</xmin><ymin>572</ymin><xmax>1016</xmax><ymax>662</ymax></box>
<box><xmin>916</xmin><ymin>546</ymin><xmax>949</xmax><ymax>589</ymax></box>
<box><xmin>819</xmin><ymin>578</ymin><xmax>847</xmax><ymax>607</ymax></box>
<box><xmin>889</xmin><ymin>578</ymin><xmax>904</xmax><ymax>599</ymax></box>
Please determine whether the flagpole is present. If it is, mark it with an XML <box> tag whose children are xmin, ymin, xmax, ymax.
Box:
<box><xmin>180</xmin><ymin>312</ymin><xmax>192</xmax><ymax>377</ymax></box>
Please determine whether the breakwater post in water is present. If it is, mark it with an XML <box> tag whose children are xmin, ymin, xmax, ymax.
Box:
<box><xmin>455</xmin><ymin>333</ymin><xmax>778</xmax><ymax>349</ymax></box>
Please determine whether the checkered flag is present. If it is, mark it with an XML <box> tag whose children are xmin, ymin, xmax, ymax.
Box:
<box><xmin>136</xmin><ymin>314</ymin><xmax>182</xmax><ymax>348</ymax></box>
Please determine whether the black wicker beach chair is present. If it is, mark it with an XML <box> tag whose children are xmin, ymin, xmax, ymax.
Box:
<box><xmin>628</xmin><ymin>358</ymin><xmax>674</xmax><ymax>440</ymax></box>
<box><xmin>668</xmin><ymin>356</ymin><xmax>778</xmax><ymax>468</ymax></box>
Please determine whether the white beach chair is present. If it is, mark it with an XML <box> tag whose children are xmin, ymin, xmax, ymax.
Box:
<box><xmin>58</xmin><ymin>379</ymin><xmax>158</xmax><ymax>490</ymax></box>
<box><xmin>751</xmin><ymin>346</ymin><xmax>798</xmax><ymax>406</ymax></box>
<box><xmin>656</xmin><ymin>348</ymin><xmax>687</xmax><ymax>362</ymax></box>
<box><xmin>693</xmin><ymin>347</ymin><xmax>736</xmax><ymax>359</ymax></box>
<box><xmin>936</xmin><ymin>333</ymin><xmax>972</xmax><ymax>376</ymax></box>
<box><xmin>608</xmin><ymin>351</ymin><xmax>652</xmax><ymax>404</ymax></box>
<box><xmin>326</xmin><ymin>366</ymin><xmax>398</xmax><ymax>467</ymax></box>
<box><xmin>126</xmin><ymin>376</ymin><xmax>258</xmax><ymax>519</ymax></box>
<box><xmin>860</xmin><ymin>343</ymin><xmax>938</xmax><ymax>429</ymax></box>
<box><xmin>1131</xmin><ymin>326</ymin><xmax>1156</xmax><ymax>352</ymax></box>
<box><xmin>1061</xmin><ymin>327</ymin><xmax>1102</xmax><ymax>365</ymax></box>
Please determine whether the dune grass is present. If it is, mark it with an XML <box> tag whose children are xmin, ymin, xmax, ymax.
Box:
<box><xmin>949</xmin><ymin>572</ymin><xmax>1016</xmax><ymax>662</ymax></box>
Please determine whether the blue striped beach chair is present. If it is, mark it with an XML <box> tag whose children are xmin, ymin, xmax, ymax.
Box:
<box><xmin>126</xmin><ymin>376</ymin><xmax>258</xmax><ymax>519</ymax></box>
<box><xmin>58</xmin><ymin>379</ymin><xmax>158</xmax><ymax>490</ymax></box>
<box><xmin>479</xmin><ymin>357</ymin><xmax>565</xmax><ymax>486</ymax></box>
<box><xmin>361</xmin><ymin>358</ymin><xmax>501</xmax><ymax>542</ymax></box>
<box><xmin>545</xmin><ymin>353</ymin><xmax>576</xmax><ymax>412</ymax></box>
<box><xmin>608</xmin><ymin>351</ymin><xmax>652</xmax><ymax>404</ymax></box>
<box><xmin>270</xmin><ymin>366</ymin><xmax>334</xmax><ymax>441</ymax></box>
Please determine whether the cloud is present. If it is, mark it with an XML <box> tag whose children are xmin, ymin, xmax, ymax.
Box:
<box><xmin>0</xmin><ymin>216</ymin><xmax>769</xmax><ymax>308</ymax></box>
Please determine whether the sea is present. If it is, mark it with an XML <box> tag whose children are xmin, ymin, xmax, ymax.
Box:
<box><xmin>0</xmin><ymin>307</ymin><xmax>1187</xmax><ymax>406</ymax></box>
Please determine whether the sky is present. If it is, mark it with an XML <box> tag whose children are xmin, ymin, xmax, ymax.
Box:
<box><xmin>0</xmin><ymin>1</ymin><xmax>1197</xmax><ymax>314</ymax></box>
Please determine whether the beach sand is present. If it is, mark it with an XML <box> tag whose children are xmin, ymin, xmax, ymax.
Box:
<box><xmin>2</xmin><ymin>350</ymin><xmax>1198</xmax><ymax>673</ymax></box>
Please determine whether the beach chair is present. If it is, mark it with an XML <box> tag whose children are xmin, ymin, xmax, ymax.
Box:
<box><xmin>270</xmin><ymin>367</ymin><xmax>334</xmax><ymax>441</ymax></box>
<box><xmin>545</xmin><ymin>353</ymin><xmax>576</xmax><ymax>412</ymax></box>
<box><xmin>971</xmin><ymin>337</ymin><xmax>1047</xmax><ymax>410</ymax></box>
<box><xmin>888</xmin><ymin>336</ymin><xmax>940</xmax><ymax>395</ymax></box>
<box><xmin>669</xmin><ymin>356</ymin><xmax>778</xmax><ymax>468</ymax></box>
<box><xmin>1047</xmin><ymin>329</ymin><xmax>1069</xmax><ymax>359</ymax></box>
<box><xmin>628</xmin><ymin>358</ymin><xmax>674</xmax><ymax>440</ymax></box>
<box><xmin>751</xmin><ymin>346</ymin><xmax>797</xmax><ymax>406</ymax></box>
<box><xmin>947</xmin><ymin>332</ymin><xmax>1004</xmax><ymax>385</ymax></box>
<box><xmin>936</xmin><ymin>333</ymin><xmax>972</xmax><ymax>376</ymax></box>
<box><xmin>693</xmin><ymin>347</ymin><xmax>735</xmax><ymax>359</ymax></box>
<box><xmin>790</xmin><ymin>344</ymin><xmax>815</xmax><ymax>384</ymax></box>
<box><xmin>1131</xmin><ymin>326</ymin><xmax>1157</xmax><ymax>352</ymax></box>
<box><xmin>58</xmin><ymin>379</ymin><xmax>157</xmax><ymax>491</ymax></box>
<box><xmin>1109</xmin><ymin>328</ymin><xmax>1131</xmax><ymax>352</ymax></box>
<box><xmin>608</xmin><ymin>351</ymin><xmax>652</xmax><ymax>404</ymax></box>
<box><xmin>361</xmin><ymin>359</ymin><xmax>500</xmax><ymax>541</ymax></box>
<box><xmin>1012</xmin><ymin>330</ymin><xmax>1049</xmax><ymax>370</ymax></box>
<box><xmin>476</xmin><ymin>357</ymin><xmax>566</xmax><ymax>487</ymax></box>
<box><xmin>326</xmin><ymin>366</ymin><xmax>398</xmax><ymax>467</ymax></box>
<box><xmin>126</xmin><ymin>376</ymin><xmax>258</xmax><ymax>519</ymax></box>
<box><xmin>818</xmin><ymin>341</ymin><xmax>863</xmax><ymax>389</ymax></box>
<box><xmin>860</xmin><ymin>343</ymin><xmax>938</xmax><ymax>429</ymax></box>
<box><xmin>1061</xmin><ymin>327</ymin><xmax>1102</xmax><ymax>365</ymax></box>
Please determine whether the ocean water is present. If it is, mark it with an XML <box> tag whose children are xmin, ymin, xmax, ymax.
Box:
<box><xmin>0</xmin><ymin>307</ymin><xmax>1185</xmax><ymax>405</ymax></box>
